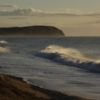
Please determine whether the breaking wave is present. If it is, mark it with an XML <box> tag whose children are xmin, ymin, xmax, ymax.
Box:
<box><xmin>36</xmin><ymin>45</ymin><xmax>100</xmax><ymax>73</ymax></box>
<box><xmin>0</xmin><ymin>40</ymin><xmax>10</xmax><ymax>53</ymax></box>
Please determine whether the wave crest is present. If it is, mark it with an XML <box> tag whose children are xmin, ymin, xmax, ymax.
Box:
<box><xmin>36</xmin><ymin>45</ymin><xmax>100</xmax><ymax>73</ymax></box>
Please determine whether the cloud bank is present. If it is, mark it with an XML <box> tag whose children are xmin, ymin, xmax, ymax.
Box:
<box><xmin>0</xmin><ymin>4</ymin><xmax>100</xmax><ymax>16</ymax></box>
<box><xmin>0</xmin><ymin>4</ymin><xmax>17</xmax><ymax>8</ymax></box>
<box><xmin>0</xmin><ymin>8</ymin><xmax>43</xmax><ymax>16</ymax></box>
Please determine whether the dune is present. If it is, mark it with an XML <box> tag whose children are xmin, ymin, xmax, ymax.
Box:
<box><xmin>0</xmin><ymin>25</ymin><xmax>64</xmax><ymax>37</ymax></box>
<box><xmin>0</xmin><ymin>74</ymin><xmax>91</xmax><ymax>100</ymax></box>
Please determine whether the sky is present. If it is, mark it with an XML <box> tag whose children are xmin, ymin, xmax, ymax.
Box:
<box><xmin>0</xmin><ymin>0</ymin><xmax>100</xmax><ymax>36</ymax></box>
<box><xmin>0</xmin><ymin>0</ymin><xmax>100</xmax><ymax>12</ymax></box>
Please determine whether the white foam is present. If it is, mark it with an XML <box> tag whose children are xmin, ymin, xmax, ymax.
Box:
<box><xmin>0</xmin><ymin>40</ymin><xmax>8</xmax><ymax>44</ymax></box>
<box><xmin>37</xmin><ymin>45</ymin><xmax>100</xmax><ymax>73</ymax></box>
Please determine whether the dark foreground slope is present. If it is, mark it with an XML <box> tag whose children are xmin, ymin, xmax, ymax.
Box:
<box><xmin>0</xmin><ymin>26</ymin><xmax>64</xmax><ymax>37</ymax></box>
<box><xmin>0</xmin><ymin>74</ymin><xmax>91</xmax><ymax>100</ymax></box>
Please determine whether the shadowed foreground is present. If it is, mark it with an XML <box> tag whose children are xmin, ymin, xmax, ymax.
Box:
<box><xmin>0</xmin><ymin>74</ymin><xmax>91</xmax><ymax>100</ymax></box>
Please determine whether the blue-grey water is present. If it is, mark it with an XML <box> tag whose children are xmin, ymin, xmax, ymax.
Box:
<box><xmin>0</xmin><ymin>37</ymin><xmax>100</xmax><ymax>100</ymax></box>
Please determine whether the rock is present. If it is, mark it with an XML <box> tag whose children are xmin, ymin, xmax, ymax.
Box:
<box><xmin>0</xmin><ymin>74</ymin><xmax>91</xmax><ymax>100</ymax></box>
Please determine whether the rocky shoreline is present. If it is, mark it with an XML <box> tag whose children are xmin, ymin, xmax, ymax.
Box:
<box><xmin>0</xmin><ymin>74</ymin><xmax>91</xmax><ymax>100</ymax></box>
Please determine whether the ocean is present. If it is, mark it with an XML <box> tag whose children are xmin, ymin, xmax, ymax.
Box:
<box><xmin>0</xmin><ymin>37</ymin><xmax>100</xmax><ymax>100</ymax></box>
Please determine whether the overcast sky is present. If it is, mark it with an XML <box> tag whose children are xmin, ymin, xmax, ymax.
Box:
<box><xmin>0</xmin><ymin>0</ymin><xmax>100</xmax><ymax>12</ymax></box>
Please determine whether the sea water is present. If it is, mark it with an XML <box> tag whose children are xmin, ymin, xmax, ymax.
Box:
<box><xmin>0</xmin><ymin>37</ymin><xmax>100</xmax><ymax>100</ymax></box>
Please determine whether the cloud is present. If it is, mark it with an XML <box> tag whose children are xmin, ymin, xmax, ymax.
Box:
<box><xmin>0</xmin><ymin>5</ymin><xmax>100</xmax><ymax>16</ymax></box>
<box><xmin>0</xmin><ymin>4</ymin><xmax>17</xmax><ymax>12</ymax></box>
<box><xmin>52</xmin><ymin>8</ymin><xmax>83</xmax><ymax>15</ymax></box>
<box><xmin>0</xmin><ymin>4</ymin><xmax>17</xmax><ymax>8</ymax></box>
<box><xmin>85</xmin><ymin>12</ymin><xmax>100</xmax><ymax>16</ymax></box>
<box><xmin>0</xmin><ymin>4</ymin><xmax>45</xmax><ymax>16</ymax></box>
<box><xmin>50</xmin><ymin>9</ymin><xmax>100</xmax><ymax>16</ymax></box>
<box><xmin>0</xmin><ymin>8</ymin><xmax>44</xmax><ymax>16</ymax></box>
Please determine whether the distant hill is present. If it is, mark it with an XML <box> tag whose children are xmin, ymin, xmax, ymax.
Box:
<box><xmin>0</xmin><ymin>26</ymin><xmax>65</xmax><ymax>37</ymax></box>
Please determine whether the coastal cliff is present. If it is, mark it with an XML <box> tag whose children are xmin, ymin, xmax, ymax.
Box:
<box><xmin>0</xmin><ymin>26</ymin><xmax>64</xmax><ymax>37</ymax></box>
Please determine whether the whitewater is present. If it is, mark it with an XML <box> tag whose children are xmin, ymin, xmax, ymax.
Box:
<box><xmin>36</xmin><ymin>45</ymin><xmax>100</xmax><ymax>73</ymax></box>
<box><xmin>0</xmin><ymin>37</ymin><xmax>100</xmax><ymax>100</ymax></box>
